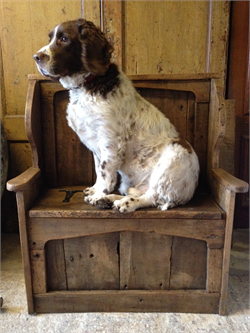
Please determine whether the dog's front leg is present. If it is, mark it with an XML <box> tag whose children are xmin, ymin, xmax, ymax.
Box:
<box><xmin>84</xmin><ymin>154</ymin><xmax>102</xmax><ymax>197</ymax></box>
<box><xmin>84</xmin><ymin>152</ymin><xmax>119</xmax><ymax>206</ymax></box>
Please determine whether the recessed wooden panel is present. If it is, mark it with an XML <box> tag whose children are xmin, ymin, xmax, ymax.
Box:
<box><xmin>170</xmin><ymin>237</ymin><xmax>207</xmax><ymax>290</ymax></box>
<box><xmin>137</xmin><ymin>88</ymin><xmax>207</xmax><ymax>177</ymax></box>
<box><xmin>138</xmin><ymin>88</ymin><xmax>195</xmax><ymax>139</ymax></box>
<box><xmin>46</xmin><ymin>240</ymin><xmax>67</xmax><ymax>292</ymax></box>
<box><xmin>120</xmin><ymin>231</ymin><xmax>173</xmax><ymax>290</ymax></box>
<box><xmin>63</xmin><ymin>234</ymin><xmax>120</xmax><ymax>290</ymax></box>
<box><xmin>54</xmin><ymin>91</ymin><xmax>94</xmax><ymax>187</ymax></box>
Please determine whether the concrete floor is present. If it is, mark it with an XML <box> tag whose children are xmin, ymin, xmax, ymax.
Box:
<box><xmin>1</xmin><ymin>230</ymin><xmax>249</xmax><ymax>333</ymax></box>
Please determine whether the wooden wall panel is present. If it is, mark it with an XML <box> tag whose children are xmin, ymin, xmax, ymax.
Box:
<box><xmin>84</xmin><ymin>0</ymin><xmax>100</xmax><ymax>27</ymax></box>
<box><xmin>124</xmin><ymin>1</ymin><xmax>208</xmax><ymax>75</ymax></box>
<box><xmin>0</xmin><ymin>0</ymin><xmax>82</xmax><ymax>140</ymax></box>
<box><xmin>103</xmin><ymin>0</ymin><xmax>230</xmax><ymax>93</ymax></box>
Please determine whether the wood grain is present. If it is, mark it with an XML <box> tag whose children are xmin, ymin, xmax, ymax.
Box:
<box><xmin>120</xmin><ymin>232</ymin><xmax>172</xmax><ymax>290</ymax></box>
<box><xmin>63</xmin><ymin>234</ymin><xmax>119</xmax><ymax>290</ymax></box>
<box><xmin>28</xmin><ymin>187</ymin><xmax>223</xmax><ymax>220</ymax></box>
<box><xmin>33</xmin><ymin>290</ymin><xmax>220</xmax><ymax>313</ymax></box>
<box><xmin>170</xmin><ymin>238</ymin><xmax>207</xmax><ymax>290</ymax></box>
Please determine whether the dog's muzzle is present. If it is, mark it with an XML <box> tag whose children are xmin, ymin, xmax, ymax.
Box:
<box><xmin>33</xmin><ymin>51</ymin><xmax>50</xmax><ymax>64</ymax></box>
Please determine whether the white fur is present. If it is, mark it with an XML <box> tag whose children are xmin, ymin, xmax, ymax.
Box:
<box><xmin>60</xmin><ymin>70</ymin><xmax>200</xmax><ymax>213</ymax></box>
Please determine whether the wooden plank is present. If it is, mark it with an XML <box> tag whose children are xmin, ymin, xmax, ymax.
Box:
<box><xmin>30</xmin><ymin>250</ymin><xmax>46</xmax><ymax>294</ymax></box>
<box><xmin>206</xmin><ymin>248</ymin><xmax>223</xmax><ymax>293</ymax></box>
<box><xmin>103</xmin><ymin>0</ymin><xmax>123</xmax><ymax>69</ymax></box>
<box><xmin>45</xmin><ymin>240</ymin><xmax>67</xmax><ymax>291</ymax></box>
<box><xmin>209</xmin><ymin>1</ymin><xmax>231</xmax><ymax>93</ymax></box>
<box><xmin>83</xmin><ymin>0</ymin><xmax>101</xmax><ymax>27</ymax></box>
<box><xmin>186</xmin><ymin>93</ymin><xmax>196</xmax><ymax>147</ymax></box>
<box><xmin>219</xmin><ymin>100</ymin><xmax>235</xmax><ymax>175</ymax></box>
<box><xmin>219</xmin><ymin>188</ymin><xmax>236</xmax><ymax>315</ymax></box>
<box><xmin>15</xmin><ymin>191</ymin><xmax>35</xmax><ymax>314</ymax></box>
<box><xmin>34</xmin><ymin>290</ymin><xmax>220</xmax><ymax>313</ymax></box>
<box><xmin>207</xmin><ymin>80</ymin><xmax>226</xmax><ymax>183</ymax></box>
<box><xmin>119</xmin><ymin>231</ymin><xmax>132</xmax><ymax>290</ymax></box>
<box><xmin>25</xmin><ymin>79</ymin><xmax>43</xmax><ymax>168</ymax></box>
<box><xmin>212</xmin><ymin>169</ymin><xmax>249</xmax><ymax>194</ymax></box>
<box><xmin>63</xmin><ymin>234</ymin><xmax>119</xmax><ymax>290</ymax></box>
<box><xmin>26</xmin><ymin>75</ymin><xmax>212</xmax><ymax>102</ymax></box>
<box><xmin>120</xmin><ymin>232</ymin><xmax>172</xmax><ymax>290</ymax></box>
<box><xmin>209</xmin><ymin>172</ymin><xmax>247</xmax><ymax>314</ymax></box>
<box><xmin>170</xmin><ymin>237</ymin><xmax>207</xmax><ymax>290</ymax></box>
<box><xmin>194</xmin><ymin>103</ymin><xmax>209</xmax><ymax>185</ymax></box>
<box><xmin>39</xmin><ymin>82</ymin><xmax>58</xmax><ymax>187</ymax></box>
<box><xmin>28</xmin><ymin>216</ymin><xmax>225</xmax><ymax>250</ymax></box>
<box><xmin>123</xmin><ymin>1</ymin><xmax>208</xmax><ymax>75</ymax></box>
<box><xmin>7</xmin><ymin>167</ymin><xmax>43</xmax><ymax>313</ymax></box>
<box><xmin>28</xmin><ymin>187</ymin><xmax>223</xmax><ymax>220</ymax></box>
<box><xmin>132</xmin><ymin>80</ymin><xmax>211</xmax><ymax>103</ymax></box>
<box><xmin>28</xmin><ymin>73</ymin><xmax>220</xmax><ymax>81</ymax></box>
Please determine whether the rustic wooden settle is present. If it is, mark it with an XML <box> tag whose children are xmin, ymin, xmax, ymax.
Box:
<box><xmin>7</xmin><ymin>74</ymin><xmax>248</xmax><ymax>315</ymax></box>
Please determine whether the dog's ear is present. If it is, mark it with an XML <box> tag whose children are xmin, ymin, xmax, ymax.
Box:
<box><xmin>76</xmin><ymin>19</ymin><xmax>114</xmax><ymax>76</ymax></box>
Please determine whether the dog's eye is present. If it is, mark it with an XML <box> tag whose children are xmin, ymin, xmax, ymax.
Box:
<box><xmin>60</xmin><ymin>36</ymin><xmax>68</xmax><ymax>43</ymax></box>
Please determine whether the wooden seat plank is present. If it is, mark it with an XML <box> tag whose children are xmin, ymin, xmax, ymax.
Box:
<box><xmin>29</xmin><ymin>187</ymin><xmax>223</xmax><ymax>219</ymax></box>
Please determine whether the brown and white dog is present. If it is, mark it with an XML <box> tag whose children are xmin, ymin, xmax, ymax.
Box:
<box><xmin>33</xmin><ymin>18</ymin><xmax>199</xmax><ymax>213</ymax></box>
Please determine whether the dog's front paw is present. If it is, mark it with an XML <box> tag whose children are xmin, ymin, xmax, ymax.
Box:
<box><xmin>113</xmin><ymin>198</ymin><xmax>137</xmax><ymax>213</ymax></box>
<box><xmin>84</xmin><ymin>194</ymin><xmax>106</xmax><ymax>206</ymax></box>
<box><xmin>84</xmin><ymin>186</ymin><xmax>96</xmax><ymax>196</ymax></box>
<box><xmin>95</xmin><ymin>197</ymin><xmax>113</xmax><ymax>209</ymax></box>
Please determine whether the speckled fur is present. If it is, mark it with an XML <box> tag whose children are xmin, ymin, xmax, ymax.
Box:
<box><xmin>34</xmin><ymin>18</ymin><xmax>200</xmax><ymax>213</ymax></box>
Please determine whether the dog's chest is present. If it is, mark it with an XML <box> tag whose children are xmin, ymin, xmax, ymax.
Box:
<box><xmin>66</xmin><ymin>93</ymin><xmax>102</xmax><ymax>150</ymax></box>
<box><xmin>66</xmin><ymin>90</ymin><xmax>119</xmax><ymax>156</ymax></box>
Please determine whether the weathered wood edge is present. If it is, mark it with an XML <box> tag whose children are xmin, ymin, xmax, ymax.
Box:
<box><xmin>28</xmin><ymin>73</ymin><xmax>220</xmax><ymax>81</ymax></box>
<box><xmin>25</xmin><ymin>79</ymin><xmax>42</xmax><ymax>168</ymax></box>
<box><xmin>28</xmin><ymin>208</ymin><xmax>223</xmax><ymax>220</ymax></box>
<box><xmin>7</xmin><ymin>167</ymin><xmax>41</xmax><ymax>192</ymax></box>
<box><xmin>212</xmin><ymin>168</ymin><xmax>249</xmax><ymax>193</ymax></box>
<box><xmin>33</xmin><ymin>290</ymin><xmax>220</xmax><ymax>314</ymax></box>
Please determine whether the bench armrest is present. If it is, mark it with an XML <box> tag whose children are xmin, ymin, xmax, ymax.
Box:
<box><xmin>7</xmin><ymin>167</ymin><xmax>42</xmax><ymax>192</ymax></box>
<box><xmin>212</xmin><ymin>168</ymin><xmax>249</xmax><ymax>193</ymax></box>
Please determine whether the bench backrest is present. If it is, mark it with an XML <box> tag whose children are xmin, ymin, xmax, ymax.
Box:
<box><xmin>26</xmin><ymin>74</ymin><xmax>221</xmax><ymax>189</ymax></box>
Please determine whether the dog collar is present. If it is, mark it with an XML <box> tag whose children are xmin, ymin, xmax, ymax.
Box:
<box><xmin>84</xmin><ymin>73</ymin><xmax>96</xmax><ymax>85</ymax></box>
<box><xmin>70</xmin><ymin>73</ymin><xmax>96</xmax><ymax>90</ymax></box>
<box><xmin>71</xmin><ymin>64</ymin><xmax>110</xmax><ymax>90</ymax></box>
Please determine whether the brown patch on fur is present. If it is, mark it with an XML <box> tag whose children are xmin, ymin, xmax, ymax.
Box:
<box><xmin>84</xmin><ymin>64</ymin><xmax>120</xmax><ymax>97</ymax></box>
<box><xmin>101</xmin><ymin>161</ymin><xmax>107</xmax><ymax>170</ymax></box>
<box><xmin>78</xmin><ymin>19</ymin><xmax>114</xmax><ymax>76</ymax></box>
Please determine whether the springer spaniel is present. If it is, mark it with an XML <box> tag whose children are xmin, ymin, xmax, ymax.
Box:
<box><xmin>33</xmin><ymin>18</ymin><xmax>199</xmax><ymax>213</ymax></box>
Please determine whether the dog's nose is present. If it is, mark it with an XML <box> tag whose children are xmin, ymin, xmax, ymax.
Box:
<box><xmin>33</xmin><ymin>52</ymin><xmax>49</xmax><ymax>63</ymax></box>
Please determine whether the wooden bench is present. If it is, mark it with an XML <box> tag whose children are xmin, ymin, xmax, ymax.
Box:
<box><xmin>7</xmin><ymin>74</ymin><xmax>248</xmax><ymax>315</ymax></box>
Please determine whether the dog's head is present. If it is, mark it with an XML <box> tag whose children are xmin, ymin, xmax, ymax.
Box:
<box><xmin>33</xmin><ymin>19</ymin><xmax>114</xmax><ymax>80</ymax></box>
